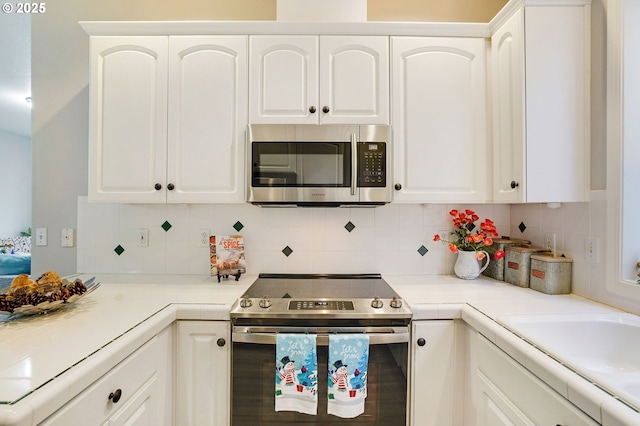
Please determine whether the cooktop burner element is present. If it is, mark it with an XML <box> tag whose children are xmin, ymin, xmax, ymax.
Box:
<box><xmin>230</xmin><ymin>273</ymin><xmax>412</xmax><ymax>324</ymax></box>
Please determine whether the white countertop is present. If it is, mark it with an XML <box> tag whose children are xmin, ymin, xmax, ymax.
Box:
<box><xmin>1</xmin><ymin>273</ymin><xmax>638</xmax><ymax>425</ymax></box>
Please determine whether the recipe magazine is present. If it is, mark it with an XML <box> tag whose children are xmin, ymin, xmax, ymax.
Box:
<box><xmin>210</xmin><ymin>235</ymin><xmax>246</xmax><ymax>277</ymax></box>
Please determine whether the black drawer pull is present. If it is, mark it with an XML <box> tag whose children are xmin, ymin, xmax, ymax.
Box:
<box><xmin>109</xmin><ymin>388</ymin><xmax>122</xmax><ymax>403</ymax></box>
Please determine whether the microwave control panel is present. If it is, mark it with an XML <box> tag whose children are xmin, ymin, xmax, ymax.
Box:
<box><xmin>358</xmin><ymin>142</ymin><xmax>386</xmax><ymax>187</ymax></box>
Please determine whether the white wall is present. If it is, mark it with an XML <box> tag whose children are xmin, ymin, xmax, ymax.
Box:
<box><xmin>0</xmin><ymin>129</ymin><xmax>31</xmax><ymax>236</ymax></box>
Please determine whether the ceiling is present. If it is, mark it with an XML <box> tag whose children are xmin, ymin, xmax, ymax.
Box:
<box><xmin>0</xmin><ymin>13</ymin><xmax>31</xmax><ymax>138</ymax></box>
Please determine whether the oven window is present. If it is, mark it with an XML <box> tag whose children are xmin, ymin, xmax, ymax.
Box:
<box><xmin>232</xmin><ymin>342</ymin><xmax>407</xmax><ymax>425</ymax></box>
<box><xmin>251</xmin><ymin>142</ymin><xmax>351</xmax><ymax>187</ymax></box>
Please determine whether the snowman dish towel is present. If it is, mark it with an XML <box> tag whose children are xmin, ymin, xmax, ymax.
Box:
<box><xmin>275</xmin><ymin>334</ymin><xmax>318</xmax><ymax>415</ymax></box>
<box><xmin>327</xmin><ymin>334</ymin><xmax>370</xmax><ymax>418</ymax></box>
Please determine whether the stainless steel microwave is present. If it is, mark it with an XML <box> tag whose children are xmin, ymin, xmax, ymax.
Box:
<box><xmin>246</xmin><ymin>124</ymin><xmax>391</xmax><ymax>207</ymax></box>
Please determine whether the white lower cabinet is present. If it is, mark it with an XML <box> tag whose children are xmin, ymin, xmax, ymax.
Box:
<box><xmin>175</xmin><ymin>320</ymin><xmax>230</xmax><ymax>426</ymax></box>
<box><xmin>40</xmin><ymin>326</ymin><xmax>172</xmax><ymax>426</ymax></box>
<box><xmin>410</xmin><ymin>320</ymin><xmax>464</xmax><ymax>426</ymax></box>
<box><xmin>466</xmin><ymin>328</ymin><xmax>599</xmax><ymax>426</ymax></box>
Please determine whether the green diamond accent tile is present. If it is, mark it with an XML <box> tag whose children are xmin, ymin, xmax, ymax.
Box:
<box><xmin>162</xmin><ymin>221</ymin><xmax>172</xmax><ymax>232</ymax></box>
<box><xmin>417</xmin><ymin>245</ymin><xmax>428</xmax><ymax>256</ymax></box>
<box><xmin>344</xmin><ymin>221</ymin><xmax>356</xmax><ymax>232</ymax></box>
<box><xmin>282</xmin><ymin>246</ymin><xmax>293</xmax><ymax>257</ymax></box>
<box><xmin>114</xmin><ymin>245</ymin><xmax>125</xmax><ymax>256</ymax></box>
<box><xmin>233</xmin><ymin>221</ymin><xmax>244</xmax><ymax>232</ymax></box>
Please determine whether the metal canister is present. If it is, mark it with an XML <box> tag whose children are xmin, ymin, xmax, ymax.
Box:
<box><xmin>529</xmin><ymin>254</ymin><xmax>573</xmax><ymax>294</ymax></box>
<box><xmin>504</xmin><ymin>246</ymin><xmax>551</xmax><ymax>288</ymax></box>
<box><xmin>482</xmin><ymin>238</ymin><xmax>531</xmax><ymax>281</ymax></box>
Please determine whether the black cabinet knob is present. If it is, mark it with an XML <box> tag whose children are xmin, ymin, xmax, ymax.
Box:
<box><xmin>217</xmin><ymin>338</ymin><xmax>226</xmax><ymax>347</ymax></box>
<box><xmin>109</xmin><ymin>389</ymin><xmax>122</xmax><ymax>403</ymax></box>
<box><xmin>167</xmin><ymin>183</ymin><xmax>175</xmax><ymax>191</ymax></box>
<box><xmin>417</xmin><ymin>338</ymin><xmax>426</xmax><ymax>347</ymax></box>
<box><xmin>154</xmin><ymin>183</ymin><xmax>162</xmax><ymax>191</ymax></box>
<box><xmin>394</xmin><ymin>183</ymin><xmax>402</xmax><ymax>191</ymax></box>
<box><xmin>322</xmin><ymin>106</ymin><xmax>330</xmax><ymax>113</ymax></box>
<box><xmin>510</xmin><ymin>180</ymin><xmax>519</xmax><ymax>189</ymax></box>
<box><xmin>309</xmin><ymin>106</ymin><xmax>316</xmax><ymax>113</ymax></box>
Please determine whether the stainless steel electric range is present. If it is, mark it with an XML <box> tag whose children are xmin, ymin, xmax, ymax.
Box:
<box><xmin>229</xmin><ymin>273</ymin><xmax>412</xmax><ymax>425</ymax></box>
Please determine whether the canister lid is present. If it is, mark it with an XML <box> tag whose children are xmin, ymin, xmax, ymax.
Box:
<box><xmin>531</xmin><ymin>254</ymin><xmax>573</xmax><ymax>263</ymax></box>
<box><xmin>505</xmin><ymin>245</ymin><xmax>550</xmax><ymax>254</ymax></box>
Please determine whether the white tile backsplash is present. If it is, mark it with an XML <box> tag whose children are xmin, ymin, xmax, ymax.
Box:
<box><xmin>77</xmin><ymin>198</ymin><xmax>512</xmax><ymax>277</ymax></box>
<box><xmin>77</xmin><ymin>195</ymin><xmax>634</xmax><ymax>314</ymax></box>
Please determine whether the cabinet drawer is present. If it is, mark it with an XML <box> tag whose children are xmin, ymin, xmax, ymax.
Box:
<box><xmin>41</xmin><ymin>329</ymin><xmax>169</xmax><ymax>425</ymax></box>
<box><xmin>476</xmin><ymin>334</ymin><xmax>599</xmax><ymax>426</ymax></box>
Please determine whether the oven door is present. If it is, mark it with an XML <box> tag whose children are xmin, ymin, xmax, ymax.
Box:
<box><xmin>231</xmin><ymin>326</ymin><xmax>409</xmax><ymax>425</ymax></box>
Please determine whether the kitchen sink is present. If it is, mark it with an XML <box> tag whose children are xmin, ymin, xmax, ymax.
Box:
<box><xmin>497</xmin><ymin>312</ymin><xmax>640</xmax><ymax>409</ymax></box>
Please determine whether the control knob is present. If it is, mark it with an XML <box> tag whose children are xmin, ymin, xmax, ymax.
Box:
<box><xmin>239</xmin><ymin>294</ymin><xmax>252</xmax><ymax>308</ymax></box>
<box><xmin>390</xmin><ymin>296</ymin><xmax>403</xmax><ymax>309</ymax></box>
<box><xmin>371</xmin><ymin>296</ymin><xmax>384</xmax><ymax>309</ymax></box>
<box><xmin>259</xmin><ymin>296</ymin><xmax>272</xmax><ymax>309</ymax></box>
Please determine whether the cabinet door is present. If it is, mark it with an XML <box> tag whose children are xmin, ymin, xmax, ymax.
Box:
<box><xmin>491</xmin><ymin>9</ymin><xmax>526</xmax><ymax>203</ymax></box>
<box><xmin>175</xmin><ymin>321</ymin><xmax>230</xmax><ymax>426</ymax></box>
<box><xmin>411</xmin><ymin>321</ymin><xmax>463</xmax><ymax>426</ymax></box>
<box><xmin>467</xmin><ymin>329</ymin><xmax>599</xmax><ymax>426</ymax></box>
<box><xmin>167</xmin><ymin>36</ymin><xmax>248</xmax><ymax>203</ymax></box>
<box><xmin>319</xmin><ymin>36</ymin><xmax>389</xmax><ymax>124</ymax></box>
<box><xmin>249</xmin><ymin>36</ymin><xmax>318</xmax><ymax>124</ymax></box>
<box><xmin>88</xmin><ymin>36</ymin><xmax>168</xmax><ymax>203</ymax></box>
<box><xmin>392</xmin><ymin>37</ymin><xmax>488</xmax><ymax>203</ymax></box>
<box><xmin>41</xmin><ymin>327</ymin><xmax>172</xmax><ymax>426</ymax></box>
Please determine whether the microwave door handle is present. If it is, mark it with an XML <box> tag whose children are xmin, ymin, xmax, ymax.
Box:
<box><xmin>351</xmin><ymin>133</ymin><xmax>357</xmax><ymax>196</ymax></box>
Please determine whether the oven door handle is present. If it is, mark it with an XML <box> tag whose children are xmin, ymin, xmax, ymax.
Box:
<box><xmin>232</xmin><ymin>326</ymin><xmax>409</xmax><ymax>345</ymax></box>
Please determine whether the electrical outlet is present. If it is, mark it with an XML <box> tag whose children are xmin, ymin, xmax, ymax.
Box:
<box><xmin>138</xmin><ymin>228</ymin><xmax>149</xmax><ymax>247</ymax></box>
<box><xmin>437</xmin><ymin>230</ymin><xmax>449</xmax><ymax>244</ymax></box>
<box><xmin>544</xmin><ymin>233</ymin><xmax>557</xmax><ymax>255</ymax></box>
<box><xmin>61</xmin><ymin>228</ymin><xmax>75</xmax><ymax>247</ymax></box>
<box><xmin>199</xmin><ymin>229</ymin><xmax>210</xmax><ymax>248</ymax></box>
<box><xmin>585</xmin><ymin>237</ymin><xmax>599</xmax><ymax>264</ymax></box>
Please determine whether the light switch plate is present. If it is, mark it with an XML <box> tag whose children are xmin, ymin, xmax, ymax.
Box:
<box><xmin>61</xmin><ymin>228</ymin><xmax>75</xmax><ymax>247</ymax></box>
<box><xmin>35</xmin><ymin>228</ymin><xmax>47</xmax><ymax>246</ymax></box>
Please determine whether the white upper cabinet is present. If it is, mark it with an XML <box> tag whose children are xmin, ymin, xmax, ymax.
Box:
<box><xmin>167</xmin><ymin>36</ymin><xmax>248</xmax><ymax>203</ymax></box>
<box><xmin>88</xmin><ymin>35</ymin><xmax>247</xmax><ymax>203</ymax></box>
<box><xmin>249</xmin><ymin>35</ymin><xmax>389</xmax><ymax>124</ymax></box>
<box><xmin>391</xmin><ymin>37</ymin><xmax>488</xmax><ymax>203</ymax></box>
<box><xmin>88</xmin><ymin>37</ymin><xmax>168</xmax><ymax>203</ymax></box>
<box><xmin>491</xmin><ymin>4</ymin><xmax>590</xmax><ymax>203</ymax></box>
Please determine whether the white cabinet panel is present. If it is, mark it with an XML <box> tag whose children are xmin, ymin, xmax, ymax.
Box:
<box><xmin>392</xmin><ymin>37</ymin><xmax>488</xmax><ymax>203</ymax></box>
<box><xmin>175</xmin><ymin>321</ymin><xmax>230</xmax><ymax>426</ymax></box>
<box><xmin>88</xmin><ymin>35</ymin><xmax>247</xmax><ymax>204</ymax></box>
<box><xmin>167</xmin><ymin>36</ymin><xmax>248</xmax><ymax>203</ymax></box>
<box><xmin>466</xmin><ymin>328</ymin><xmax>599</xmax><ymax>426</ymax></box>
<box><xmin>250</xmin><ymin>35</ymin><xmax>389</xmax><ymax>124</ymax></box>
<box><xmin>88</xmin><ymin>37</ymin><xmax>168</xmax><ymax>203</ymax></box>
<box><xmin>491</xmin><ymin>5</ymin><xmax>590</xmax><ymax>203</ymax></box>
<box><xmin>410</xmin><ymin>320</ymin><xmax>464</xmax><ymax>426</ymax></box>
<box><xmin>41</xmin><ymin>327</ymin><xmax>172</xmax><ymax>426</ymax></box>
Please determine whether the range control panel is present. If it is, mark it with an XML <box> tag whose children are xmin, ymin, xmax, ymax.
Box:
<box><xmin>289</xmin><ymin>301</ymin><xmax>355</xmax><ymax>311</ymax></box>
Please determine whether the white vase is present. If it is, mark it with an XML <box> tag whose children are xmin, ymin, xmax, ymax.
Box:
<box><xmin>454</xmin><ymin>250</ymin><xmax>490</xmax><ymax>280</ymax></box>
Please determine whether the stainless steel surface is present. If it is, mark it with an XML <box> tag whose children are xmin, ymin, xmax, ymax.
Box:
<box><xmin>232</xmin><ymin>326</ymin><xmax>410</xmax><ymax>345</ymax></box>
<box><xmin>351</xmin><ymin>131</ymin><xmax>357</xmax><ymax>195</ymax></box>
<box><xmin>230</xmin><ymin>273</ymin><xmax>412</xmax><ymax>322</ymax></box>
<box><xmin>246</xmin><ymin>124</ymin><xmax>391</xmax><ymax>206</ymax></box>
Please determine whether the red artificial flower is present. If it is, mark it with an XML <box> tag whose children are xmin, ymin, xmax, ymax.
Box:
<box><xmin>431</xmin><ymin>209</ymin><xmax>503</xmax><ymax>257</ymax></box>
<box><xmin>475</xmin><ymin>251</ymin><xmax>486</xmax><ymax>260</ymax></box>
